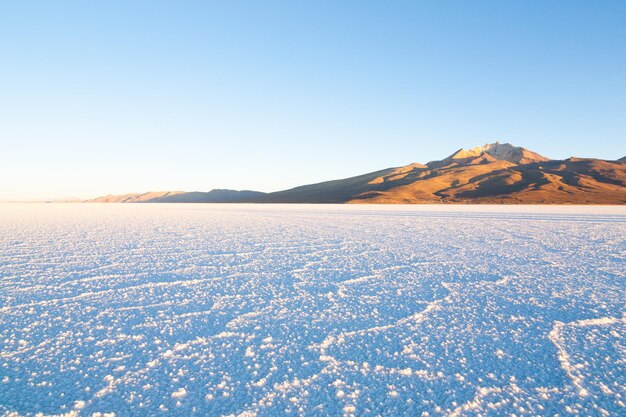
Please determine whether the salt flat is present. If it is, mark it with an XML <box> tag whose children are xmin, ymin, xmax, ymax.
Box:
<box><xmin>0</xmin><ymin>203</ymin><xmax>624</xmax><ymax>417</ymax></box>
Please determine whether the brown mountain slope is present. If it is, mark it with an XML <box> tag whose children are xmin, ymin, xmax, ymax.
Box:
<box><xmin>347</xmin><ymin>155</ymin><xmax>626</xmax><ymax>204</ymax></box>
<box><xmin>254</xmin><ymin>143</ymin><xmax>624</xmax><ymax>204</ymax></box>
<box><xmin>84</xmin><ymin>143</ymin><xmax>626</xmax><ymax>204</ymax></box>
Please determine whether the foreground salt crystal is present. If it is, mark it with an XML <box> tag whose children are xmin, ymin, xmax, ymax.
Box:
<box><xmin>0</xmin><ymin>203</ymin><xmax>624</xmax><ymax>416</ymax></box>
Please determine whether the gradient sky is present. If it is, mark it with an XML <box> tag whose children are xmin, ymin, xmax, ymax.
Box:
<box><xmin>1</xmin><ymin>1</ymin><xmax>625</xmax><ymax>200</ymax></box>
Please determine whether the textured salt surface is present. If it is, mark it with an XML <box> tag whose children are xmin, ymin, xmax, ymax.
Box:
<box><xmin>0</xmin><ymin>204</ymin><xmax>624</xmax><ymax>416</ymax></box>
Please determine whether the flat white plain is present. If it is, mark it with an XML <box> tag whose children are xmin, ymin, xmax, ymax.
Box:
<box><xmin>0</xmin><ymin>204</ymin><xmax>624</xmax><ymax>417</ymax></box>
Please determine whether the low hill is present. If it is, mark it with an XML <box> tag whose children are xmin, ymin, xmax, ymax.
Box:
<box><xmin>87</xmin><ymin>190</ymin><xmax>265</xmax><ymax>203</ymax></box>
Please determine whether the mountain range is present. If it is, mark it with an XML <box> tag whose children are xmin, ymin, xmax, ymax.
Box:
<box><xmin>87</xmin><ymin>143</ymin><xmax>626</xmax><ymax>204</ymax></box>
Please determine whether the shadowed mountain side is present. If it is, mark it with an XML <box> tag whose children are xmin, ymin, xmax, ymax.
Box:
<box><xmin>255</xmin><ymin>167</ymin><xmax>401</xmax><ymax>203</ymax></box>
<box><xmin>149</xmin><ymin>189</ymin><xmax>266</xmax><ymax>203</ymax></box>
<box><xmin>84</xmin><ymin>143</ymin><xmax>626</xmax><ymax>204</ymax></box>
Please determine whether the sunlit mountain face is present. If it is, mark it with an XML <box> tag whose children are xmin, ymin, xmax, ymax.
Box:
<box><xmin>87</xmin><ymin>143</ymin><xmax>626</xmax><ymax>204</ymax></box>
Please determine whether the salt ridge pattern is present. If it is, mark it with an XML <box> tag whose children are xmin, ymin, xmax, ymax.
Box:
<box><xmin>0</xmin><ymin>204</ymin><xmax>624</xmax><ymax>416</ymax></box>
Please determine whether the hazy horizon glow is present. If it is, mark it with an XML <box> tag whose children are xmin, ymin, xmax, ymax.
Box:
<box><xmin>1</xmin><ymin>1</ymin><xmax>625</xmax><ymax>200</ymax></box>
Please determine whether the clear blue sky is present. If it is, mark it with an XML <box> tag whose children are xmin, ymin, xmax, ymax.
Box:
<box><xmin>1</xmin><ymin>1</ymin><xmax>625</xmax><ymax>200</ymax></box>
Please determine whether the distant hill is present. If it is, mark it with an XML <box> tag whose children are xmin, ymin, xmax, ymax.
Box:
<box><xmin>87</xmin><ymin>191</ymin><xmax>185</xmax><ymax>203</ymax></box>
<box><xmin>85</xmin><ymin>143</ymin><xmax>626</xmax><ymax>204</ymax></box>
<box><xmin>87</xmin><ymin>189</ymin><xmax>264</xmax><ymax>203</ymax></box>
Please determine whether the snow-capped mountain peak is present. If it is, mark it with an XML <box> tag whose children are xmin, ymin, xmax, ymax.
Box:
<box><xmin>443</xmin><ymin>142</ymin><xmax>549</xmax><ymax>165</ymax></box>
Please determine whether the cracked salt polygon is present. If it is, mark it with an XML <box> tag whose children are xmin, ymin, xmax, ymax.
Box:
<box><xmin>0</xmin><ymin>204</ymin><xmax>624</xmax><ymax>416</ymax></box>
